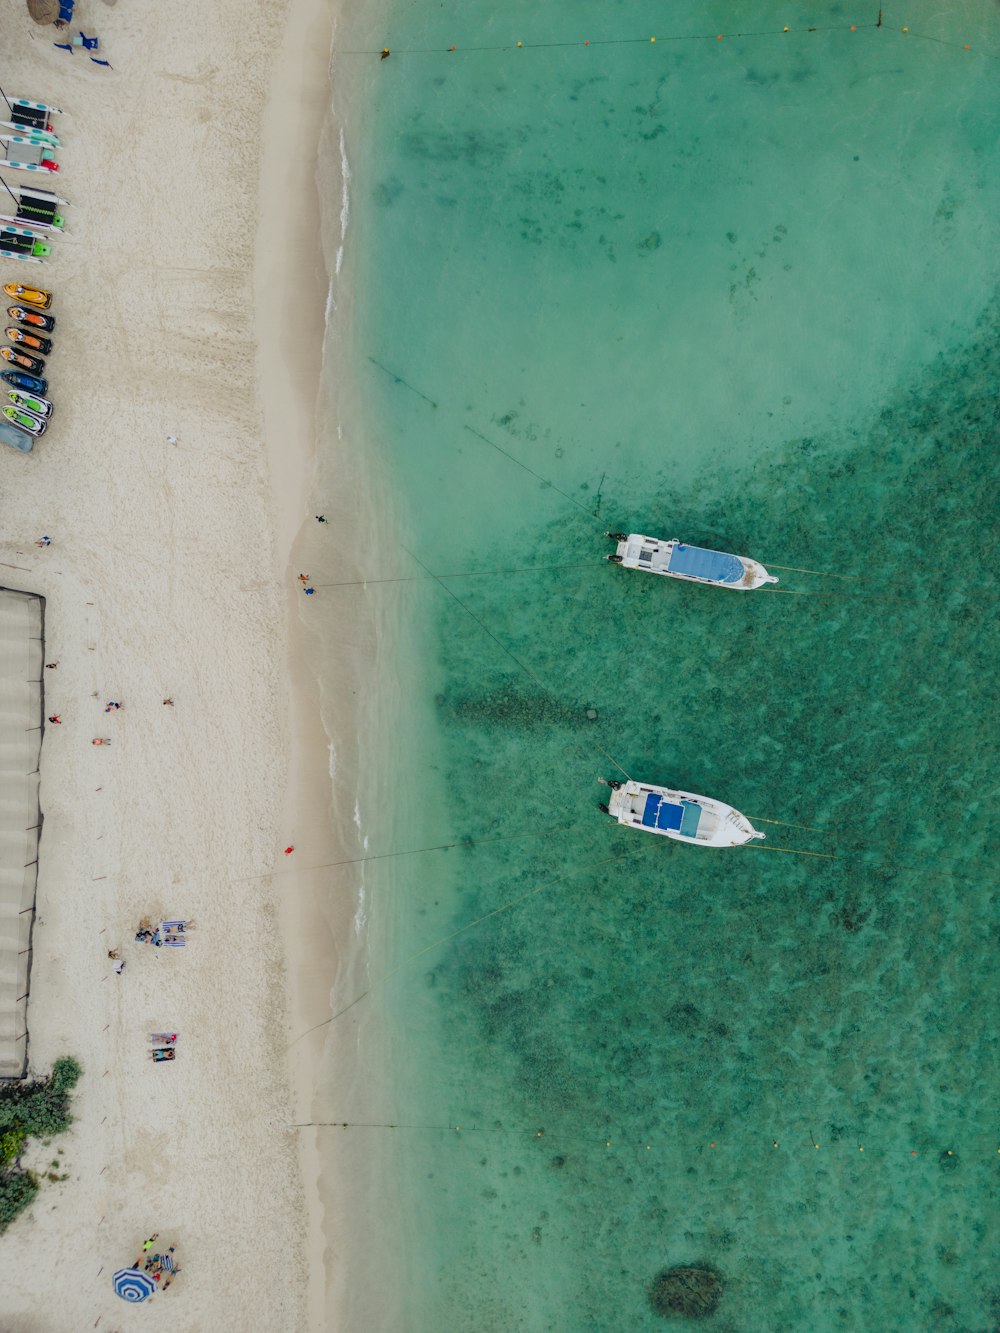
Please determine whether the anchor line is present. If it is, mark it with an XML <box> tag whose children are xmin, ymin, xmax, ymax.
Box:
<box><xmin>232</xmin><ymin>818</ymin><xmax>623</xmax><ymax>882</ymax></box>
<box><xmin>745</xmin><ymin>817</ymin><xmax>831</xmax><ymax>835</ymax></box>
<box><xmin>288</xmin><ymin>846</ymin><xmax>650</xmax><ymax>1044</ymax></box>
<box><xmin>402</xmin><ymin>546</ymin><xmax>633</xmax><ymax>782</ymax></box>
<box><xmin>463</xmin><ymin>425</ymin><xmax>608</xmax><ymax>526</ymax></box>
<box><xmin>367</xmin><ymin>356</ymin><xmax>438</xmax><ymax>407</ymax></box>
<box><xmin>764</xmin><ymin>563</ymin><xmax>860</xmax><ymax>578</ymax></box>
<box><xmin>311</xmin><ymin>560</ymin><xmax>608</xmax><ymax>589</ymax></box>
<box><xmin>743</xmin><ymin>844</ymin><xmax>837</xmax><ymax>859</ymax></box>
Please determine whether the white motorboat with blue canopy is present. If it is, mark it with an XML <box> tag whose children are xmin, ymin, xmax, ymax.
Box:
<box><xmin>598</xmin><ymin>778</ymin><xmax>764</xmax><ymax>847</ymax></box>
<box><xmin>605</xmin><ymin>532</ymin><xmax>777</xmax><ymax>590</ymax></box>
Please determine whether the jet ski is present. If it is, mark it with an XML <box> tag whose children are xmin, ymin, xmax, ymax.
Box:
<box><xmin>1</xmin><ymin>345</ymin><xmax>45</xmax><ymax>374</ymax></box>
<box><xmin>8</xmin><ymin>389</ymin><xmax>52</xmax><ymax>418</ymax></box>
<box><xmin>1</xmin><ymin>369</ymin><xmax>48</xmax><ymax>395</ymax></box>
<box><xmin>2</xmin><ymin>403</ymin><xmax>46</xmax><ymax>438</ymax></box>
<box><xmin>5</xmin><ymin>327</ymin><xmax>52</xmax><ymax>355</ymax></box>
<box><xmin>7</xmin><ymin>306</ymin><xmax>56</xmax><ymax>332</ymax></box>
<box><xmin>2</xmin><ymin>283</ymin><xmax>53</xmax><ymax>309</ymax></box>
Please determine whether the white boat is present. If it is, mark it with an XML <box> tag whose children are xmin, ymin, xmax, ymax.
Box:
<box><xmin>0</xmin><ymin>184</ymin><xmax>66</xmax><ymax>231</ymax></box>
<box><xmin>9</xmin><ymin>99</ymin><xmax>63</xmax><ymax>121</ymax></box>
<box><xmin>0</xmin><ymin>246</ymin><xmax>43</xmax><ymax>264</ymax></box>
<box><xmin>0</xmin><ymin>217</ymin><xmax>50</xmax><ymax>237</ymax></box>
<box><xmin>1</xmin><ymin>159</ymin><xmax>59</xmax><ymax>175</ymax></box>
<box><xmin>1</xmin><ymin>140</ymin><xmax>59</xmax><ymax>175</ymax></box>
<box><xmin>605</xmin><ymin>532</ymin><xmax>777</xmax><ymax>590</ymax></box>
<box><xmin>598</xmin><ymin>778</ymin><xmax>764</xmax><ymax>847</ymax></box>
<box><xmin>0</xmin><ymin>122</ymin><xmax>58</xmax><ymax>147</ymax></box>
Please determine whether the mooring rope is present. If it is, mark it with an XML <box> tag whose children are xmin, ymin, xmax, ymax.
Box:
<box><xmin>287</xmin><ymin>846</ymin><xmax>650</xmax><ymax>1044</ymax></box>
<box><xmin>463</xmin><ymin>425</ymin><xmax>607</xmax><ymax>526</ymax></box>
<box><xmin>311</xmin><ymin>561</ymin><xmax>608</xmax><ymax>590</ymax></box>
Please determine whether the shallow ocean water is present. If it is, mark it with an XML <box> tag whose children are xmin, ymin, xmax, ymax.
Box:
<box><xmin>316</xmin><ymin>3</ymin><xmax>999</xmax><ymax>1329</ymax></box>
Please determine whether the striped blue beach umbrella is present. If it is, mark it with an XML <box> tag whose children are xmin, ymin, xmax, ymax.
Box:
<box><xmin>112</xmin><ymin>1267</ymin><xmax>156</xmax><ymax>1302</ymax></box>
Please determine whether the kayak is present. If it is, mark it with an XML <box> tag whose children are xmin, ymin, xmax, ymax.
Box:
<box><xmin>3</xmin><ymin>283</ymin><xmax>53</xmax><ymax>310</ymax></box>
<box><xmin>7</xmin><ymin>306</ymin><xmax>55</xmax><ymax>332</ymax></box>
<box><xmin>5</xmin><ymin>327</ymin><xmax>52</xmax><ymax>355</ymax></box>
<box><xmin>2</xmin><ymin>404</ymin><xmax>46</xmax><ymax>437</ymax></box>
<box><xmin>0</xmin><ymin>345</ymin><xmax>45</xmax><ymax>374</ymax></box>
<box><xmin>1</xmin><ymin>369</ymin><xmax>48</xmax><ymax>395</ymax></box>
<box><xmin>8</xmin><ymin>389</ymin><xmax>52</xmax><ymax>418</ymax></box>
<box><xmin>0</xmin><ymin>121</ymin><xmax>58</xmax><ymax>147</ymax></box>
<box><xmin>0</xmin><ymin>417</ymin><xmax>34</xmax><ymax>452</ymax></box>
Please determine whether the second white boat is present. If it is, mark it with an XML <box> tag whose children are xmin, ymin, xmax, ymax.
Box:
<box><xmin>598</xmin><ymin>778</ymin><xmax>764</xmax><ymax>847</ymax></box>
<box><xmin>605</xmin><ymin>532</ymin><xmax>777</xmax><ymax>590</ymax></box>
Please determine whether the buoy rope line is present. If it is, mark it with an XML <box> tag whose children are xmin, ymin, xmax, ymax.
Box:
<box><xmin>287</xmin><ymin>845</ymin><xmax>651</xmax><ymax>1045</ymax></box>
<box><xmin>289</xmin><ymin>1121</ymin><xmax>997</xmax><ymax>1161</ymax></box>
<box><xmin>345</xmin><ymin>19</ymin><xmax>997</xmax><ymax>62</ymax></box>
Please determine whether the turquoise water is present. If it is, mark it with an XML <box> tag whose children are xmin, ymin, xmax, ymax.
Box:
<box><xmin>316</xmin><ymin>3</ymin><xmax>999</xmax><ymax>1328</ymax></box>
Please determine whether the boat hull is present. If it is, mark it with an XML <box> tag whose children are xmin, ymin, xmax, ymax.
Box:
<box><xmin>1</xmin><ymin>346</ymin><xmax>45</xmax><ymax>373</ymax></box>
<box><xmin>3</xmin><ymin>284</ymin><xmax>53</xmax><ymax>309</ymax></box>
<box><xmin>601</xmin><ymin>779</ymin><xmax>764</xmax><ymax>847</ymax></box>
<box><xmin>8</xmin><ymin>390</ymin><xmax>52</xmax><ymax>418</ymax></box>
<box><xmin>5</xmin><ymin>327</ymin><xmax>52</xmax><ymax>354</ymax></box>
<box><xmin>0</xmin><ymin>418</ymin><xmax>34</xmax><ymax>452</ymax></box>
<box><xmin>2</xmin><ymin>404</ymin><xmax>45</xmax><ymax>438</ymax></box>
<box><xmin>606</xmin><ymin>533</ymin><xmax>777</xmax><ymax>590</ymax></box>
<box><xmin>8</xmin><ymin>306</ymin><xmax>55</xmax><ymax>332</ymax></box>
<box><xmin>2</xmin><ymin>370</ymin><xmax>48</xmax><ymax>395</ymax></box>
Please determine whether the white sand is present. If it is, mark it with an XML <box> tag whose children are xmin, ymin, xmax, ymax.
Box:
<box><xmin>0</xmin><ymin>0</ymin><xmax>341</xmax><ymax>1325</ymax></box>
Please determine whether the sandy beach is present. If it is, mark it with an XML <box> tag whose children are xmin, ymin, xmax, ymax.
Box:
<box><xmin>0</xmin><ymin>0</ymin><xmax>342</xmax><ymax>1326</ymax></box>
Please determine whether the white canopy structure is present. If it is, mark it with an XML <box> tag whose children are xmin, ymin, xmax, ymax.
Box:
<box><xmin>0</xmin><ymin>588</ymin><xmax>43</xmax><ymax>1078</ymax></box>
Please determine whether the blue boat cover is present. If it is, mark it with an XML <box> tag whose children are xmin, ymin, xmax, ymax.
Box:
<box><xmin>641</xmin><ymin>792</ymin><xmax>683</xmax><ymax>831</ymax></box>
<box><xmin>679</xmin><ymin>799</ymin><xmax>702</xmax><ymax>838</ymax></box>
<box><xmin>667</xmin><ymin>543</ymin><xmax>744</xmax><ymax>584</ymax></box>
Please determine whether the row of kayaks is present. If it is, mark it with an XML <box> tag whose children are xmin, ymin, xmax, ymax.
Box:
<box><xmin>1</xmin><ymin>284</ymin><xmax>55</xmax><ymax>442</ymax></box>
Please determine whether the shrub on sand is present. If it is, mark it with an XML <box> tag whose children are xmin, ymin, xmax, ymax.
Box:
<box><xmin>0</xmin><ymin>1057</ymin><xmax>82</xmax><ymax>1233</ymax></box>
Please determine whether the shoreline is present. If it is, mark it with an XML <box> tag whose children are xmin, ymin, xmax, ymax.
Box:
<box><xmin>0</xmin><ymin>0</ymin><xmax>346</xmax><ymax>1325</ymax></box>
<box><xmin>253</xmin><ymin>0</ymin><xmax>343</xmax><ymax>1323</ymax></box>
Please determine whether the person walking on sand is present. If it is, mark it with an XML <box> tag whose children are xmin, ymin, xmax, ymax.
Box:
<box><xmin>48</xmin><ymin>714</ymin><xmax>61</xmax><ymax>724</ymax></box>
<box><xmin>162</xmin><ymin>698</ymin><xmax>174</xmax><ymax>706</ymax></box>
<box><xmin>35</xmin><ymin>535</ymin><xmax>52</xmax><ymax>547</ymax></box>
<box><xmin>315</xmin><ymin>515</ymin><xmax>329</xmax><ymax>524</ymax></box>
<box><xmin>303</xmin><ymin>586</ymin><xmax>315</xmax><ymax>595</ymax></box>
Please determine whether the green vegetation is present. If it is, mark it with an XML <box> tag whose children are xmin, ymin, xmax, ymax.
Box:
<box><xmin>648</xmin><ymin>1265</ymin><xmax>725</xmax><ymax>1320</ymax></box>
<box><xmin>0</xmin><ymin>1057</ymin><xmax>81</xmax><ymax>1233</ymax></box>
